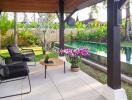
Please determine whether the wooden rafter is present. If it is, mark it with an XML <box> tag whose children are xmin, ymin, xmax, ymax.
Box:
<box><xmin>119</xmin><ymin>0</ymin><xmax>129</xmax><ymax>9</ymax></box>
<box><xmin>64</xmin><ymin>9</ymin><xmax>78</xmax><ymax>23</ymax></box>
<box><xmin>65</xmin><ymin>0</ymin><xmax>104</xmax><ymax>11</ymax></box>
<box><xmin>0</xmin><ymin>0</ymin><xmax>104</xmax><ymax>12</ymax></box>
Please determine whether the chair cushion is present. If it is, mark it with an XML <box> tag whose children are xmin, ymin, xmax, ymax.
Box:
<box><xmin>0</xmin><ymin>62</ymin><xmax>29</xmax><ymax>80</ymax></box>
<box><xmin>7</xmin><ymin>45</ymin><xmax>20</xmax><ymax>56</ymax></box>
<box><xmin>11</xmin><ymin>46</ymin><xmax>20</xmax><ymax>54</ymax></box>
<box><xmin>7</xmin><ymin>45</ymin><xmax>35</xmax><ymax>62</ymax></box>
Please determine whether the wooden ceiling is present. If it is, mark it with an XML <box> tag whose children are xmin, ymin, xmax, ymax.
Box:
<box><xmin>0</xmin><ymin>0</ymin><xmax>103</xmax><ymax>13</ymax></box>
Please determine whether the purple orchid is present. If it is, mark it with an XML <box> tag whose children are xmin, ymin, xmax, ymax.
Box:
<box><xmin>61</xmin><ymin>48</ymin><xmax>89</xmax><ymax>57</ymax></box>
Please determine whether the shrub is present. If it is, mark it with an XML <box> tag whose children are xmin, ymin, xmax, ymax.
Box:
<box><xmin>75</xmin><ymin>21</ymin><xmax>87</xmax><ymax>29</ymax></box>
<box><xmin>27</xmin><ymin>22</ymin><xmax>39</xmax><ymax>28</ymax></box>
<box><xmin>17</xmin><ymin>22</ymin><xmax>25</xmax><ymax>28</ymax></box>
<box><xmin>74</xmin><ymin>26</ymin><xmax>107</xmax><ymax>42</ymax></box>
<box><xmin>49</xmin><ymin>22</ymin><xmax>59</xmax><ymax>29</ymax></box>
<box><xmin>2</xmin><ymin>34</ymin><xmax>15</xmax><ymax>48</ymax></box>
<box><xmin>0</xmin><ymin>12</ymin><xmax>14</xmax><ymax>35</ymax></box>
<box><xmin>19</xmin><ymin>30</ymin><xmax>39</xmax><ymax>46</ymax></box>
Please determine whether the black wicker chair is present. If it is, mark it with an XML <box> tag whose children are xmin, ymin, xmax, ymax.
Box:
<box><xmin>0</xmin><ymin>61</ymin><xmax>31</xmax><ymax>99</ymax></box>
<box><xmin>7</xmin><ymin>45</ymin><xmax>36</xmax><ymax>66</ymax></box>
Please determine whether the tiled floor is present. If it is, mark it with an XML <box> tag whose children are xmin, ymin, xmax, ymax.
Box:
<box><xmin>0</xmin><ymin>62</ymin><xmax>107</xmax><ymax>100</ymax></box>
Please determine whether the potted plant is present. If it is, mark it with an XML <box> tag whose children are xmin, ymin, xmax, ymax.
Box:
<box><xmin>61</xmin><ymin>48</ymin><xmax>89</xmax><ymax>72</ymax></box>
<box><xmin>44</xmin><ymin>54</ymin><xmax>49</xmax><ymax>63</ymax></box>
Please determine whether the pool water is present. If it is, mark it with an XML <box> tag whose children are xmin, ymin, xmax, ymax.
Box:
<box><xmin>65</xmin><ymin>41</ymin><xmax>132</xmax><ymax>64</ymax></box>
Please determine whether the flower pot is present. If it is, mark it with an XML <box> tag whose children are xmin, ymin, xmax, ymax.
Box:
<box><xmin>71</xmin><ymin>67</ymin><xmax>80</xmax><ymax>72</ymax></box>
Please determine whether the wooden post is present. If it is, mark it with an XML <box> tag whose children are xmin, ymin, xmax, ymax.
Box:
<box><xmin>59</xmin><ymin>0</ymin><xmax>64</xmax><ymax>56</ymax></box>
<box><xmin>107</xmin><ymin>0</ymin><xmax>122</xmax><ymax>89</ymax></box>
<box><xmin>58</xmin><ymin>1</ymin><xmax>77</xmax><ymax>56</ymax></box>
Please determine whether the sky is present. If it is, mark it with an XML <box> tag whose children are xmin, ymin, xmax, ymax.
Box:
<box><xmin>7</xmin><ymin>2</ymin><xmax>131</xmax><ymax>23</ymax></box>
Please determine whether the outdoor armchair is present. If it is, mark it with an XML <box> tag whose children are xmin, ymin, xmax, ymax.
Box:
<box><xmin>0</xmin><ymin>61</ymin><xmax>31</xmax><ymax>99</ymax></box>
<box><xmin>7</xmin><ymin>45</ymin><xmax>36</xmax><ymax>65</ymax></box>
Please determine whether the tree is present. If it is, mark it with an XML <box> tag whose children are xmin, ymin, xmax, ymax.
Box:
<box><xmin>89</xmin><ymin>5</ymin><xmax>99</xmax><ymax>19</ymax></box>
<box><xmin>14</xmin><ymin>12</ymin><xmax>17</xmax><ymax>45</ymax></box>
<box><xmin>35</xmin><ymin>13</ymin><xmax>56</xmax><ymax>55</ymax></box>
<box><xmin>0</xmin><ymin>12</ymin><xmax>14</xmax><ymax>48</ymax></box>
<box><xmin>23</xmin><ymin>13</ymin><xmax>28</xmax><ymax>24</ymax></box>
<box><xmin>0</xmin><ymin>12</ymin><xmax>13</xmax><ymax>35</ymax></box>
<box><xmin>33</xmin><ymin>13</ymin><xmax>36</xmax><ymax>22</ymax></box>
<box><xmin>125</xmin><ymin>0</ymin><xmax>132</xmax><ymax>41</ymax></box>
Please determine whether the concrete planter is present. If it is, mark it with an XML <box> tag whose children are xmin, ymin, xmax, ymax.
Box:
<box><xmin>71</xmin><ymin>67</ymin><xmax>80</xmax><ymax>72</ymax></box>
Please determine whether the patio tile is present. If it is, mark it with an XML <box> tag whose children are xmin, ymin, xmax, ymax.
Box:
<box><xmin>77</xmin><ymin>71</ymin><xmax>104</xmax><ymax>93</ymax></box>
<box><xmin>0</xmin><ymin>63</ymin><xmax>107</xmax><ymax>100</ymax></box>
<box><xmin>0</xmin><ymin>80</ymin><xmax>22</xmax><ymax>100</ymax></box>
<box><xmin>0</xmin><ymin>96</ymin><xmax>21</xmax><ymax>100</ymax></box>
<box><xmin>47</xmin><ymin>66</ymin><xmax>106</xmax><ymax>100</ymax></box>
<box><xmin>21</xmin><ymin>66</ymin><xmax>63</xmax><ymax>100</ymax></box>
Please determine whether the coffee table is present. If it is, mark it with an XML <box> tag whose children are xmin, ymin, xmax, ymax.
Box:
<box><xmin>40</xmin><ymin>58</ymin><xmax>65</xmax><ymax>78</ymax></box>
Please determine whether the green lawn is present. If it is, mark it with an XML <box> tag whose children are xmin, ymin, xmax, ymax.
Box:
<box><xmin>0</xmin><ymin>46</ymin><xmax>58</xmax><ymax>61</ymax></box>
<box><xmin>121</xmin><ymin>41</ymin><xmax>132</xmax><ymax>47</ymax></box>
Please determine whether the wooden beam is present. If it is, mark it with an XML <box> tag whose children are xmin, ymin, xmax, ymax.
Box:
<box><xmin>59</xmin><ymin>0</ymin><xmax>64</xmax><ymax>56</ymax></box>
<box><xmin>0</xmin><ymin>0</ymin><xmax>104</xmax><ymax>12</ymax></box>
<box><xmin>107</xmin><ymin>0</ymin><xmax>121</xmax><ymax>89</ymax></box>
<box><xmin>64</xmin><ymin>9</ymin><xmax>78</xmax><ymax>23</ymax></box>
<box><xmin>0</xmin><ymin>0</ymin><xmax>59</xmax><ymax>12</ymax></box>
<box><xmin>119</xmin><ymin>0</ymin><xmax>129</xmax><ymax>9</ymax></box>
<box><xmin>65</xmin><ymin>0</ymin><xmax>103</xmax><ymax>11</ymax></box>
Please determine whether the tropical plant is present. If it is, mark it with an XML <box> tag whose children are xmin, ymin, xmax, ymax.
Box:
<box><xmin>2</xmin><ymin>34</ymin><xmax>15</xmax><ymax>48</ymax></box>
<box><xmin>64</xmin><ymin>31</ymin><xmax>76</xmax><ymax>42</ymax></box>
<box><xmin>35</xmin><ymin>13</ymin><xmax>57</xmax><ymax>55</ymax></box>
<box><xmin>27</xmin><ymin>22</ymin><xmax>39</xmax><ymax>28</ymax></box>
<box><xmin>75</xmin><ymin>21</ymin><xmax>87</xmax><ymax>29</ymax></box>
<box><xmin>17</xmin><ymin>22</ymin><xmax>25</xmax><ymax>28</ymax></box>
<box><xmin>0</xmin><ymin>12</ymin><xmax>14</xmax><ymax>48</ymax></box>
<box><xmin>74</xmin><ymin>25</ymin><xmax>107</xmax><ymax>42</ymax></box>
<box><xmin>19</xmin><ymin>30</ymin><xmax>39</xmax><ymax>45</ymax></box>
<box><xmin>61</xmin><ymin>48</ymin><xmax>89</xmax><ymax>68</ymax></box>
<box><xmin>0</xmin><ymin>12</ymin><xmax>14</xmax><ymax>35</ymax></box>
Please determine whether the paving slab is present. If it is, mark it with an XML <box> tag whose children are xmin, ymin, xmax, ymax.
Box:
<box><xmin>0</xmin><ymin>63</ymin><xmax>107</xmax><ymax>100</ymax></box>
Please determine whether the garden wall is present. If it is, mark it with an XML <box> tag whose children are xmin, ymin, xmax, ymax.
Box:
<box><xmin>1</xmin><ymin>29</ymin><xmax>78</xmax><ymax>48</ymax></box>
<box><xmin>1</xmin><ymin>28</ymin><xmax>126</xmax><ymax>48</ymax></box>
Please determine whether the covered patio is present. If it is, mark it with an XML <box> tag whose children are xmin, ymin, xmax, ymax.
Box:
<box><xmin>0</xmin><ymin>62</ymin><xmax>106</xmax><ymax>100</ymax></box>
<box><xmin>0</xmin><ymin>0</ymin><xmax>128</xmax><ymax>100</ymax></box>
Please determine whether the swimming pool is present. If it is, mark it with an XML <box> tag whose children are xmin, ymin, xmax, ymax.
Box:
<box><xmin>65</xmin><ymin>41</ymin><xmax>132</xmax><ymax>64</ymax></box>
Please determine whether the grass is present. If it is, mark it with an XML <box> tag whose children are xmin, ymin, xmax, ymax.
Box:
<box><xmin>121</xmin><ymin>41</ymin><xmax>132</xmax><ymax>47</ymax></box>
<box><xmin>80</xmin><ymin>62</ymin><xmax>132</xmax><ymax>100</ymax></box>
<box><xmin>0</xmin><ymin>46</ymin><xmax>58</xmax><ymax>61</ymax></box>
